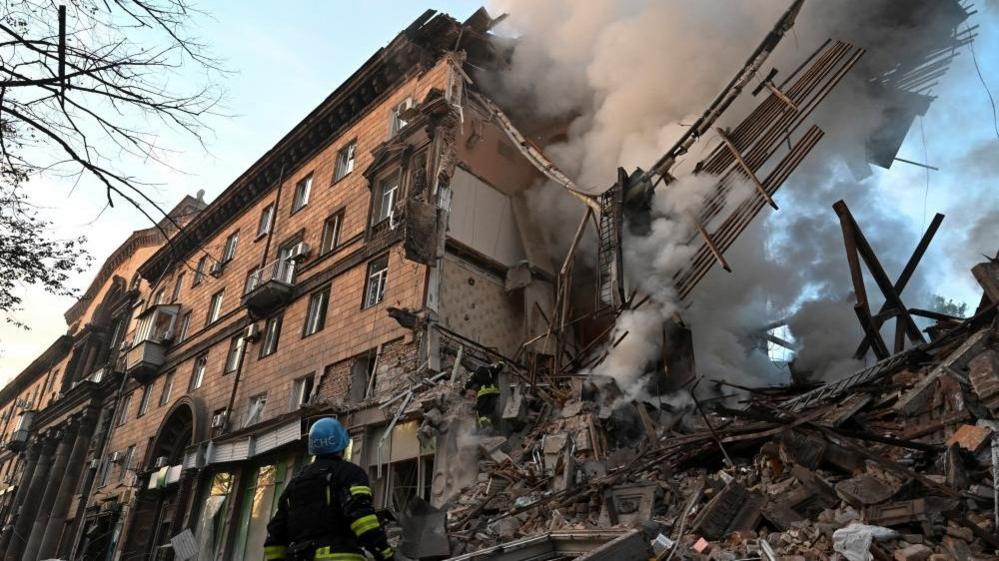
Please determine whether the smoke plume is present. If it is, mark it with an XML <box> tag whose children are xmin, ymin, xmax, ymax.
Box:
<box><xmin>484</xmin><ymin>0</ymin><xmax>993</xmax><ymax>392</ymax></box>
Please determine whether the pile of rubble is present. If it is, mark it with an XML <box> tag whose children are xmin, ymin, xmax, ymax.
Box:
<box><xmin>415</xmin><ymin>262</ymin><xmax>999</xmax><ymax>561</ymax></box>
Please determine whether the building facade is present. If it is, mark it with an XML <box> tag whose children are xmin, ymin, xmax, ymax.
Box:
<box><xmin>0</xmin><ymin>9</ymin><xmax>558</xmax><ymax>561</ymax></box>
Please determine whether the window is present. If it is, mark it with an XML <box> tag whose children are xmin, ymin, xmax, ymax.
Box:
<box><xmin>177</xmin><ymin>311</ymin><xmax>192</xmax><ymax>343</ymax></box>
<box><xmin>159</xmin><ymin>371</ymin><xmax>175</xmax><ymax>406</ymax></box>
<box><xmin>260</xmin><ymin>315</ymin><xmax>282</xmax><ymax>358</ymax></box>
<box><xmin>320</xmin><ymin>212</ymin><xmax>342</xmax><ymax>255</ymax></box>
<box><xmin>244</xmin><ymin>266</ymin><xmax>260</xmax><ymax>295</ymax></box>
<box><xmin>190</xmin><ymin>354</ymin><xmax>208</xmax><ymax>390</ymax></box>
<box><xmin>349</xmin><ymin>350</ymin><xmax>378</xmax><ymax>401</ymax></box>
<box><xmin>390</xmin><ymin>97</ymin><xmax>414</xmax><ymax>136</ymax></box>
<box><xmin>171</xmin><ymin>273</ymin><xmax>185</xmax><ymax>303</ymax></box>
<box><xmin>119</xmin><ymin>445</ymin><xmax>135</xmax><ymax>482</ymax></box>
<box><xmin>137</xmin><ymin>384</ymin><xmax>152</xmax><ymax>417</ymax></box>
<box><xmin>245</xmin><ymin>393</ymin><xmax>267</xmax><ymax>428</ymax></box>
<box><xmin>373</xmin><ymin>173</ymin><xmax>399</xmax><ymax>225</ymax></box>
<box><xmin>222</xmin><ymin>231</ymin><xmax>239</xmax><ymax>263</ymax></box>
<box><xmin>291</xmin><ymin>174</ymin><xmax>312</xmax><ymax>213</ymax></box>
<box><xmin>207</xmin><ymin>290</ymin><xmax>225</xmax><ymax>325</ymax></box>
<box><xmin>364</xmin><ymin>255</ymin><xmax>389</xmax><ymax>308</ymax></box>
<box><xmin>193</xmin><ymin>256</ymin><xmax>208</xmax><ymax>286</ymax></box>
<box><xmin>290</xmin><ymin>375</ymin><xmax>315</xmax><ymax>409</ymax></box>
<box><xmin>303</xmin><ymin>286</ymin><xmax>330</xmax><ymax>337</ymax></box>
<box><xmin>333</xmin><ymin>141</ymin><xmax>356</xmax><ymax>182</ymax></box>
<box><xmin>152</xmin><ymin>288</ymin><xmax>166</xmax><ymax>307</ymax></box>
<box><xmin>116</xmin><ymin>392</ymin><xmax>132</xmax><ymax>426</ymax></box>
<box><xmin>257</xmin><ymin>203</ymin><xmax>275</xmax><ymax>237</ymax></box>
<box><xmin>225</xmin><ymin>335</ymin><xmax>245</xmax><ymax>374</ymax></box>
<box><xmin>98</xmin><ymin>456</ymin><xmax>113</xmax><ymax>488</ymax></box>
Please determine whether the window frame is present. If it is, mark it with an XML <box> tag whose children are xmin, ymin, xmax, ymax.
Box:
<box><xmin>319</xmin><ymin>211</ymin><xmax>343</xmax><ymax>255</ymax></box>
<box><xmin>171</xmin><ymin>273</ymin><xmax>185</xmax><ymax>303</ymax></box>
<box><xmin>372</xmin><ymin>172</ymin><xmax>400</xmax><ymax>226</ymax></box>
<box><xmin>119</xmin><ymin>445</ymin><xmax>135</xmax><ymax>482</ymax></box>
<box><xmin>333</xmin><ymin>140</ymin><xmax>357</xmax><ymax>183</ymax></box>
<box><xmin>291</xmin><ymin>173</ymin><xmax>313</xmax><ymax>214</ymax></box>
<box><xmin>257</xmin><ymin>203</ymin><xmax>275</xmax><ymax>238</ymax></box>
<box><xmin>302</xmin><ymin>285</ymin><xmax>330</xmax><ymax>338</ymax></box>
<box><xmin>193</xmin><ymin>256</ymin><xmax>208</xmax><ymax>286</ymax></box>
<box><xmin>222</xmin><ymin>230</ymin><xmax>240</xmax><ymax>263</ymax></box>
<box><xmin>245</xmin><ymin>393</ymin><xmax>268</xmax><ymax>428</ymax></box>
<box><xmin>224</xmin><ymin>335</ymin><xmax>245</xmax><ymax>375</ymax></box>
<box><xmin>137</xmin><ymin>384</ymin><xmax>152</xmax><ymax>417</ymax></box>
<box><xmin>177</xmin><ymin>311</ymin><xmax>192</xmax><ymax>343</ymax></box>
<box><xmin>159</xmin><ymin>371</ymin><xmax>175</xmax><ymax>407</ymax></box>
<box><xmin>116</xmin><ymin>391</ymin><xmax>132</xmax><ymax>426</ymax></box>
<box><xmin>190</xmin><ymin>354</ymin><xmax>208</xmax><ymax>391</ymax></box>
<box><xmin>389</xmin><ymin>96</ymin><xmax>414</xmax><ymax>137</ymax></box>
<box><xmin>290</xmin><ymin>374</ymin><xmax>315</xmax><ymax>409</ymax></box>
<box><xmin>207</xmin><ymin>289</ymin><xmax>225</xmax><ymax>325</ymax></box>
<box><xmin>363</xmin><ymin>255</ymin><xmax>389</xmax><ymax>309</ymax></box>
<box><xmin>259</xmin><ymin>314</ymin><xmax>283</xmax><ymax>359</ymax></box>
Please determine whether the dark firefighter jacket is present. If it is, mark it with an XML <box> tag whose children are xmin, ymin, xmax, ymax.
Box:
<box><xmin>465</xmin><ymin>362</ymin><xmax>502</xmax><ymax>398</ymax></box>
<box><xmin>264</xmin><ymin>457</ymin><xmax>393</xmax><ymax>561</ymax></box>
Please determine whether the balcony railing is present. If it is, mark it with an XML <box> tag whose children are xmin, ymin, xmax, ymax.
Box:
<box><xmin>124</xmin><ymin>305</ymin><xmax>179</xmax><ymax>382</ymax></box>
<box><xmin>243</xmin><ymin>257</ymin><xmax>297</xmax><ymax>314</ymax></box>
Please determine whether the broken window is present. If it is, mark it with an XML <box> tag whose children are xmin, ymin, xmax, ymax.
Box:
<box><xmin>320</xmin><ymin>212</ymin><xmax>342</xmax><ymax>255</ymax></box>
<box><xmin>372</xmin><ymin>172</ymin><xmax>399</xmax><ymax>225</ymax></box>
<box><xmin>334</xmin><ymin>140</ymin><xmax>356</xmax><ymax>182</ymax></box>
<box><xmin>193</xmin><ymin>256</ymin><xmax>208</xmax><ymax>286</ymax></box>
<box><xmin>390</xmin><ymin>97</ymin><xmax>414</xmax><ymax>137</ymax></box>
<box><xmin>303</xmin><ymin>285</ymin><xmax>330</xmax><ymax>337</ymax></box>
<box><xmin>244</xmin><ymin>393</ymin><xmax>267</xmax><ymax>428</ymax></box>
<box><xmin>364</xmin><ymin>255</ymin><xmax>388</xmax><ymax>308</ymax></box>
<box><xmin>171</xmin><ymin>273</ymin><xmax>185</xmax><ymax>303</ymax></box>
<box><xmin>191</xmin><ymin>471</ymin><xmax>234</xmax><ymax>560</ymax></box>
<box><xmin>257</xmin><ymin>203</ymin><xmax>275</xmax><ymax>237</ymax></box>
<box><xmin>151</xmin><ymin>287</ymin><xmax>165</xmax><ymax>307</ymax></box>
<box><xmin>291</xmin><ymin>174</ymin><xmax>312</xmax><ymax>214</ymax></box>
<box><xmin>244</xmin><ymin>266</ymin><xmax>260</xmax><ymax>296</ymax></box>
<box><xmin>260</xmin><ymin>314</ymin><xmax>282</xmax><ymax>358</ymax></box>
<box><xmin>290</xmin><ymin>374</ymin><xmax>315</xmax><ymax>409</ymax></box>
<box><xmin>190</xmin><ymin>354</ymin><xmax>207</xmax><ymax>390</ymax></box>
<box><xmin>159</xmin><ymin>370</ymin><xmax>174</xmax><ymax>406</ymax></box>
<box><xmin>222</xmin><ymin>230</ymin><xmax>239</xmax><ymax>263</ymax></box>
<box><xmin>225</xmin><ymin>335</ymin><xmax>244</xmax><ymax>374</ymax></box>
<box><xmin>207</xmin><ymin>289</ymin><xmax>225</xmax><ymax>325</ymax></box>
<box><xmin>118</xmin><ymin>445</ymin><xmax>134</xmax><ymax>482</ymax></box>
<box><xmin>116</xmin><ymin>391</ymin><xmax>132</xmax><ymax>426</ymax></box>
<box><xmin>137</xmin><ymin>384</ymin><xmax>151</xmax><ymax>417</ymax></box>
<box><xmin>231</xmin><ymin>460</ymin><xmax>298</xmax><ymax>561</ymax></box>
<box><xmin>177</xmin><ymin>311</ymin><xmax>192</xmax><ymax>343</ymax></box>
<box><xmin>349</xmin><ymin>350</ymin><xmax>378</xmax><ymax>401</ymax></box>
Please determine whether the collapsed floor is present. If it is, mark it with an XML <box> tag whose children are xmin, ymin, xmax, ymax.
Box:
<box><xmin>382</xmin><ymin>259</ymin><xmax>999</xmax><ymax>561</ymax></box>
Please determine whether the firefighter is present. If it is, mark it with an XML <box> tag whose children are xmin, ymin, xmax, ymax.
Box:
<box><xmin>264</xmin><ymin>417</ymin><xmax>395</xmax><ymax>561</ymax></box>
<box><xmin>465</xmin><ymin>360</ymin><xmax>504</xmax><ymax>429</ymax></box>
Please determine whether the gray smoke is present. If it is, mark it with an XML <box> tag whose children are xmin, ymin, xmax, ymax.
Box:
<box><xmin>483</xmin><ymin>0</ymin><xmax>992</xmax><ymax>390</ymax></box>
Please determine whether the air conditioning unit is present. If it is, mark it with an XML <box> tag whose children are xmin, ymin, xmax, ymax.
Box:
<box><xmin>210</xmin><ymin>412</ymin><xmax>227</xmax><ymax>429</ymax></box>
<box><xmin>289</xmin><ymin>242</ymin><xmax>311</xmax><ymax>260</ymax></box>
<box><xmin>244</xmin><ymin>323</ymin><xmax>261</xmax><ymax>342</ymax></box>
<box><xmin>109</xmin><ymin>451</ymin><xmax>123</xmax><ymax>464</ymax></box>
<box><xmin>153</xmin><ymin>456</ymin><xmax>169</xmax><ymax>469</ymax></box>
<box><xmin>209</xmin><ymin>261</ymin><xmax>224</xmax><ymax>277</ymax></box>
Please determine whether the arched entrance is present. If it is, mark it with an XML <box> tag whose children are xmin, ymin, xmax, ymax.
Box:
<box><xmin>121</xmin><ymin>397</ymin><xmax>205</xmax><ymax>561</ymax></box>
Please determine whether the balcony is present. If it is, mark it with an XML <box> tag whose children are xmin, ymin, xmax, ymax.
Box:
<box><xmin>124</xmin><ymin>305</ymin><xmax>179</xmax><ymax>383</ymax></box>
<box><xmin>243</xmin><ymin>257</ymin><xmax>297</xmax><ymax>315</ymax></box>
<box><xmin>5</xmin><ymin>411</ymin><xmax>34</xmax><ymax>452</ymax></box>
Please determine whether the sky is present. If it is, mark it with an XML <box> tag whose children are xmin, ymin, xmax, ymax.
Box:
<box><xmin>1</xmin><ymin>1</ymin><xmax>997</xmax><ymax>384</ymax></box>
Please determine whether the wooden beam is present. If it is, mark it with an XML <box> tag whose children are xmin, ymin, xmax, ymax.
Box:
<box><xmin>692</xmin><ymin>219</ymin><xmax>731</xmax><ymax>272</ymax></box>
<box><xmin>716</xmin><ymin>128</ymin><xmax>778</xmax><ymax>210</ymax></box>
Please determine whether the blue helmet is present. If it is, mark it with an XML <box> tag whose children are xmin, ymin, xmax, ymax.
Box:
<box><xmin>309</xmin><ymin>417</ymin><xmax>349</xmax><ymax>456</ymax></box>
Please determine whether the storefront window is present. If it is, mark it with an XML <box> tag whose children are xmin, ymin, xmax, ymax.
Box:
<box><xmin>230</xmin><ymin>455</ymin><xmax>303</xmax><ymax>561</ymax></box>
<box><xmin>193</xmin><ymin>471</ymin><xmax>234</xmax><ymax>561</ymax></box>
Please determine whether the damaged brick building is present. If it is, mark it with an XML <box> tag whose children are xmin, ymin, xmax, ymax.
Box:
<box><xmin>0</xmin><ymin>2</ymin><xmax>995</xmax><ymax>561</ymax></box>
<box><xmin>0</xmin><ymin>10</ymin><xmax>557</xmax><ymax>561</ymax></box>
